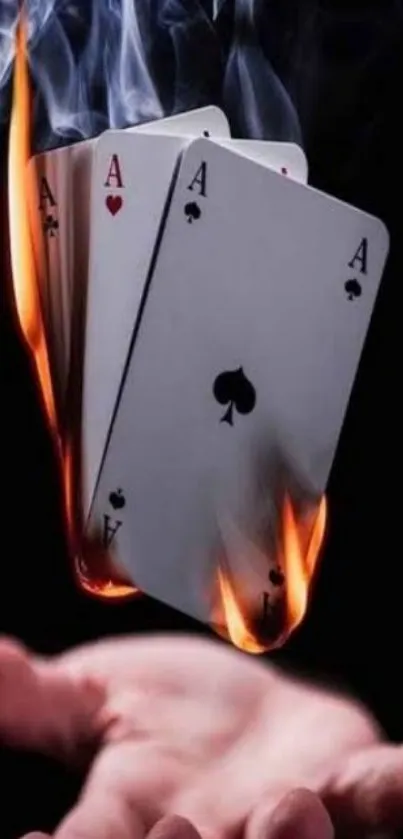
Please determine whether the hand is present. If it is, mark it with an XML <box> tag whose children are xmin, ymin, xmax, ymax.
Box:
<box><xmin>0</xmin><ymin>634</ymin><xmax>401</xmax><ymax>839</ymax></box>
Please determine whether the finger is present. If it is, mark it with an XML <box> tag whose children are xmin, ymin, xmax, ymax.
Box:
<box><xmin>54</xmin><ymin>744</ymin><xmax>194</xmax><ymax>839</ymax></box>
<box><xmin>147</xmin><ymin>815</ymin><xmax>202</xmax><ymax>839</ymax></box>
<box><xmin>324</xmin><ymin>743</ymin><xmax>403</xmax><ymax>834</ymax></box>
<box><xmin>0</xmin><ymin>636</ymin><xmax>104</xmax><ymax>761</ymax></box>
<box><xmin>19</xmin><ymin>834</ymin><xmax>50</xmax><ymax>838</ymax></box>
<box><xmin>55</xmin><ymin>788</ymin><xmax>145</xmax><ymax>839</ymax></box>
<box><xmin>247</xmin><ymin>789</ymin><xmax>334</xmax><ymax>839</ymax></box>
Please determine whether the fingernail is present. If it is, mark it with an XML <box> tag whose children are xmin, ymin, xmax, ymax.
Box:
<box><xmin>19</xmin><ymin>833</ymin><xmax>50</xmax><ymax>838</ymax></box>
<box><xmin>148</xmin><ymin>815</ymin><xmax>202</xmax><ymax>839</ymax></box>
<box><xmin>265</xmin><ymin>789</ymin><xmax>334</xmax><ymax>839</ymax></box>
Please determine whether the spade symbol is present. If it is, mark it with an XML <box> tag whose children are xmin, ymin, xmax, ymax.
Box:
<box><xmin>184</xmin><ymin>201</ymin><xmax>201</xmax><ymax>223</ymax></box>
<box><xmin>344</xmin><ymin>278</ymin><xmax>362</xmax><ymax>301</ymax></box>
<box><xmin>109</xmin><ymin>488</ymin><xmax>125</xmax><ymax>510</ymax></box>
<box><xmin>213</xmin><ymin>367</ymin><xmax>256</xmax><ymax>426</ymax></box>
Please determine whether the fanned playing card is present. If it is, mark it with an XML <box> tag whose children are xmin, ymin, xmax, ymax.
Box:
<box><xmin>27</xmin><ymin>145</ymin><xmax>71</xmax><ymax>418</ymax></box>
<box><xmin>81</xmin><ymin>108</ymin><xmax>235</xmax><ymax>515</ymax></box>
<box><xmin>27</xmin><ymin>107</ymin><xmax>231</xmax><ymax>421</ymax></box>
<box><xmin>86</xmin><ymin>137</ymin><xmax>389</xmax><ymax>627</ymax></box>
<box><xmin>82</xmin><ymin>130</ymin><xmax>308</xmax><ymax>517</ymax></box>
<box><xmin>213</xmin><ymin>139</ymin><xmax>308</xmax><ymax>183</ymax></box>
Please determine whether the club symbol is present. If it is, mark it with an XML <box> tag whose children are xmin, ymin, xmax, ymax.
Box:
<box><xmin>43</xmin><ymin>213</ymin><xmax>59</xmax><ymax>237</ymax></box>
<box><xmin>203</xmin><ymin>130</ymin><xmax>210</xmax><ymax>137</ymax></box>
<box><xmin>213</xmin><ymin>367</ymin><xmax>256</xmax><ymax>426</ymax></box>
<box><xmin>269</xmin><ymin>568</ymin><xmax>285</xmax><ymax>587</ymax></box>
<box><xmin>109</xmin><ymin>488</ymin><xmax>126</xmax><ymax>510</ymax></box>
<box><xmin>344</xmin><ymin>278</ymin><xmax>362</xmax><ymax>301</ymax></box>
<box><xmin>184</xmin><ymin>201</ymin><xmax>201</xmax><ymax>223</ymax></box>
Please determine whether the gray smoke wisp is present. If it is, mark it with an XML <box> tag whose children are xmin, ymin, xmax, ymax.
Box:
<box><xmin>0</xmin><ymin>0</ymin><xmax>303</xmax><ymax>151</ymax></box>
<box><xmin>222</xmin><ymin>0</ymin><xmax>302</xmax><ymax>142</ymax></box>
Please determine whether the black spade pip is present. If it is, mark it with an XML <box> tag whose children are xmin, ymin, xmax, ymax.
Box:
<box><xmin>184</xmin><ymin>201</ymin><xmax>201</xmax><ymax>223</ymax></box>
<box><xmin>109</xmin><ymin>488</ymin><xmax>126</xmax><ymax>510</ymax></box>
<box><xmin>344</xmin><ymin>278</ymin><xmax>362</xmax><ymax>301</ymax></box>
<box><xmin>213</xmin><ymin>367</ymin><xmax>256</xmax><ymax>426</ymax></box>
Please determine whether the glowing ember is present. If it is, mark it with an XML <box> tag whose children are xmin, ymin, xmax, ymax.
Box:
<box><xmin>217</xmin><ymin>495</ymin><xmax>327</xmax><ymax>653</ymax></box>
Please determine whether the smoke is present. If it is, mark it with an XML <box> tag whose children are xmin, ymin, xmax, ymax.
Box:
<box><xmin>0</xmin><ymin>0</ymin><xmax>304</xmax><ymax>152</ymax></box>
<box><xmin>222</xmin><ymin>0</ymin><xmax>302</xmax><ymax>142</ymax></box>
<box><xmin>0</xmin><ymin>1</ymin><xmax>16</xmax><ymax>120</ymax></box>
<box><xmin>1</xmin><ymin>0</ymin><xmax>164</xmax><ymax>147</ymax></box>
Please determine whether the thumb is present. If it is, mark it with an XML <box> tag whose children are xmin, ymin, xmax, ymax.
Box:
<box><xmin>19</xmin><ymin>834</ymin><xmax>50</xmax><ymax>838</ymax></box>
<box><xmin>0</xmin><ymin>636</ymin><xmax>104</xmax><ymax>761</ymax></box>
<box><xmin>247</xmin><ymin>789</ymin><xmax>334</xmax><ymax>839</ymax></box>
<box><xmin>324</xmin><ymin>743</ymin><xmax>403</xmax><ymax>835</ymax></box>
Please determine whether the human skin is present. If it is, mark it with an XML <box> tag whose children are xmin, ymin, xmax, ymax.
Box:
<box><xmin>0</xmin><ymin>634</ymin><xmax>401</xmax><ymax>839</ymax></box>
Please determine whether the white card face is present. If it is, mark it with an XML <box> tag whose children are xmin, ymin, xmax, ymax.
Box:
<box><xmin>213</xmin><ymin>139</ymin><xmax>308</xmax><ymax>183</ymax></box>
<box><xmin>87</xmin><ymin>138</ymin><xmax>389</xmax><ymax>627</ymax></box>
<box><xmin>82</xmin><ymin>112</ymin><xmax>230</xmax><ymax>518</ymax></box>
<box><xmin>132</xmin><ymin>106</ymin><xmax>230</xmax><ymax>139</ymax></box>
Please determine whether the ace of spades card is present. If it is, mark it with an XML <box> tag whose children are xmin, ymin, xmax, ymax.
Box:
<box><xmin>85</xmin><ymin>137</ymin><xmax>389</xmax><ymax>631</ymax></box>
<box><xmin>81</xmin><ymin>127</ymin><xmax>307</xmax><ymax>519</ymax></box>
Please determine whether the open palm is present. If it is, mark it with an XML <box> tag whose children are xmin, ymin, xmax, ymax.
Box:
<box><xmin>0</xmin><ymin>634</ymin><xmax>401</xmax><ymax>839</ymax></box>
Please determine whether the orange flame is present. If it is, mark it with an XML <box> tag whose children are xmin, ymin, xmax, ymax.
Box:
<box><xmin>8</xmin><ymin>16</ymin><xmax>138</xmax><ymax>602</ymax></box>
<box><xmin>7</xmin><ymin>15</ymin><xmax>326</xmax><ymax>622</ymax></box>
<box><xmin>217</xmin><ymin>566</ymin><xmax>270</xmax><ymax>654</ymax></box>
<box><xmin>283</xmin><ymin>494</ymin><xmax>327</xmax><ymax>632</ymax></box>
<box><xmin>8</xmin><ymin>15</ymin><xmax>57</xmax><ymax>436</ymax></box>
<box><xmin>218</xmin><ymin>494</ymin><xmax>327</xmax><ymax>653</ymax></box>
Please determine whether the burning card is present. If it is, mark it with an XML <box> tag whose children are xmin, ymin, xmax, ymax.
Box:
<box><xmin>84</xmin><ymin>137</ymin><xmax>389</xmax><ymax>647</ymax></box>
<box><xmin>8</xmin><ymin>19</ymin><xmax>390</xmax><ymax>653</ymax></box>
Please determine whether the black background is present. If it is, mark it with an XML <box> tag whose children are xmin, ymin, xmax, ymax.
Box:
<box><xmin>0</xmin><ymin>1</ymin><xmax>401</xmax><ymax>836</ymax></box>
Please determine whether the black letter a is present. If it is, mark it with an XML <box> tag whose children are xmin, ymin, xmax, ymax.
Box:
<box><xmin>348</xmin><ymin>237</ymin><xmax>368</xmax><ymax>275</ymax></box>
<box><xmin>38</xmin><ymin>176</ymin><xmax>56</xmax><ymax>211</ymax></box>
<box><xmin>187</xmin><ymin>161</ymin><xmax>207</xmax><ymax>197</ymax></box>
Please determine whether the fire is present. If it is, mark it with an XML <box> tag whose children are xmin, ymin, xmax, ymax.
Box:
<box><xmin>217</xmin><ymin>567</ymin><xmax>270</xmax><ymax>654</ymax></box>
<box><xmin>283</xmin><ymin>494</ymin><xmax>327</xmax><ymax>632</ymax></box>
<box><xmin>218</xmin><ymin>494</ymin><xmax>327</xmax><ymax>653</ymax></box>
<box><xmin>8</xmin><ymin>16</ymin><xmax>57</xmax><ymax>436</ymax></box>
<box><xmin>6</xmin><ymin>13</ymin><xmax>325</xmax><ymax>622</ymax></box>
<box><xmin>8</xmin><ymin>14</ymin><xmax>138</xmax><ymax>602</ymax></box>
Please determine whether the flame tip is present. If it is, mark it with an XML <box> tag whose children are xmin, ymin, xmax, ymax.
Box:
<box><xmin>8</xmin><ymin>12</ymin><xmax>57</xmax><ymax>435</ymax></box>
<box><xmin>217</xmin><ymin>494</ymin><xmax>327</xmax><ymax>654</ymax></box>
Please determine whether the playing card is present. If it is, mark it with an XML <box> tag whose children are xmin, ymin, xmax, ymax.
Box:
<box><xmin>28</xmin><ymin>107</ymin><xmax>230</xmax><ymax>419</ymax></box>
<box><xmin>82</xmin><ymin>111</ymin><xmax>231</xmax><ymax>517</ymax></box>
<box><xmin>83</xmin><ymin>133</ymin><xmax>306</xmax><ymax>515</ymax></box>
<box><xmin>214</xmin><ymin>139</ymin><xmax>308</xmax><ymax>183</ymax></box>
<box><xmin>133</xmin><ymin>106</ymin><xmax>229</xmax><ymax>139</ymax></box>
<box><xmin>86</xmin><ymin>138</ymin><xmax>389</xmax><ymax>627</ymax></box>
<box><xmin>27</xmin><ymin>146</ymin><xmax>71</xmax><ymax>418</ymax></box>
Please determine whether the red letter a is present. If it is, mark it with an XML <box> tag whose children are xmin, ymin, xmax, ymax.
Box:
<box><xmin>104</xmin><ymin>154</ymin><xmax>123</xmax><ymax>188</ymax></box>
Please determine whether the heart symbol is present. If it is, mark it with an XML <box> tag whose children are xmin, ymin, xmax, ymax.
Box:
<box><xmin>106</xmin><ymin>195</ymin><xmax>123</xmax><ymax>216</ymax></box>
